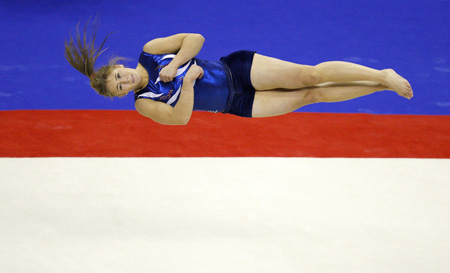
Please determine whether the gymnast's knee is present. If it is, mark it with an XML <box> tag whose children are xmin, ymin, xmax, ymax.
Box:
<box><xmin>303</xmin><ymin>89</ymin><xmax>324</xmax><ymax>104</ymax></box>
<box><xmin>301</xmin><ymin>67</ymin><xmax>323</xmax><ymax>86</ymax></box>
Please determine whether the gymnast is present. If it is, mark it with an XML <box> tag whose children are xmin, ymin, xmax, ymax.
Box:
<box><xmin>65</xmin><ymin>23</ymin><xmax>413</xmax><ymax>125</ymax></box>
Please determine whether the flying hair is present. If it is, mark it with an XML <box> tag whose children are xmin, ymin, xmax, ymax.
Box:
<box><xmin>64</xmin><ymin>18</ymin><xmax>126</xmax><ymax>97</ymax></box>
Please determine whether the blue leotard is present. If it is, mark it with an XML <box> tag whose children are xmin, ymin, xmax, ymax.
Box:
<box><xmin>134</xmin><ymin>52</ymin><xmax>230</xmax><ymax>113</ymax></box>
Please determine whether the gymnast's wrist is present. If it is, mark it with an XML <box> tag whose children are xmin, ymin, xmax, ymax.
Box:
<box><xmin>184</xmin><ymin>73</ymin><xmax>199</xmax><ymax>83</ymax></box>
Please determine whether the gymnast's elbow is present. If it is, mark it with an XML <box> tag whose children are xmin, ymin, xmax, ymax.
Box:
<box><xmin>162</xmin><ymin>114</ymin><xmax>191</xmax><ymax>126</ymax></box>
<box><xmin>161</xmin><ymin>108</ymin><xmax>192</xmax><ymax>125</ymax></box>
<box><xmin>192</xmin><ymin>33</ymin><xmax>205</xmax><ymax>42</ymax></box>
<box><xmin>138</xmin><ymin>111</ymin><xmax>191</xmax><ymax>126</ymax></box>
<box><xmin>172</xmin><ymin>111</ymin><xmax>193</xmax><ymax>125</ymax></box>
<box><xmin>135</xmin><ymin>99</ymin><xmax>190</xmax><ymax>126</ymax></box>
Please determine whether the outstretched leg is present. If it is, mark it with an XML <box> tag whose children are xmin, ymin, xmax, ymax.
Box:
<box><xmin>252</xmin><ymin>81</ymin><xmax>386</xmax><ymax>118</ymax></box>
<box><xmin>250</xmin><ymin>54</ymin><xmax>413</xmax><ymax>99</ymax></box>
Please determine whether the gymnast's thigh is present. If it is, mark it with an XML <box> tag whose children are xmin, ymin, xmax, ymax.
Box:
<box><xmin>250</xmin><ymin>54</ymin><xmax>316</xmax><ymax>91</ymax></box>
<box><xmin>251</xmin><ymin>89</ymin><xmax>312</xmax><ymax>118</ymax></box>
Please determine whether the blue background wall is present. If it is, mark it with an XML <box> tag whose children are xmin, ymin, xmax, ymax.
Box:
<box><xmin>1</xmin><ymin>0</ymin><xmax>449</xmax><ymax>114</ymax></box>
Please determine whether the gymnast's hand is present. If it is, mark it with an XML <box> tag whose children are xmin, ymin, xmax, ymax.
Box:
<box><xmin>184</xmin><ymin>65</ymin><xmax>204</xmax><ymax>82</ymax></box>
<box><xmin>159</xmin><ymin>64</ymin><xmax>178</xmax><ymax>83</ymax></box>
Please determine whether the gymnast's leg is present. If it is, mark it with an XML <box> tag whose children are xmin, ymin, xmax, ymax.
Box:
<box><xmin>251</xmin><ymin>81</ymin><xmax>386</xmax><ymax>118</ymax></box>
<box><xmin>250</xmin><ymin>54</ymin><xmax>413</xmax><ymax>99</ymax></box>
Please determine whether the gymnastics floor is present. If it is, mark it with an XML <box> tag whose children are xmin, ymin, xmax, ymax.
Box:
<box><xmin>1</xmin><ymin>157</ymin><xmax>449</xmax><ymax>273</ymax></box>
<box><xmin>1</xmin><ymin>111</ymin><xmax>449</xmax><ymax>273</ymax></box>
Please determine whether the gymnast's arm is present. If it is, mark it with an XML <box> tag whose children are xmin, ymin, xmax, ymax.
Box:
<box><xmin>135</xmin><ymin>65</ymin><xmax>204</xmax><ymax>126</ymax></box>
<box><xmin>143</xmin><ymin>33</ymin><xmax>205</xmax><ymax>82</ymax></box>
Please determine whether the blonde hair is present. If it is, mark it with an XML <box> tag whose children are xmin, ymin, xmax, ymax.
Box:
<box><xmin>64</xmin><ymin>19</ymin><xmax>125</xmax><ymax>97</ymax></box>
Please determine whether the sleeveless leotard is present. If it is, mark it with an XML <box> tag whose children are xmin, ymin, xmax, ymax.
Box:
<box><xmin>134</xmin><ymin>52</ymin><xmax>230</xmax><ymax>113</ymax></box>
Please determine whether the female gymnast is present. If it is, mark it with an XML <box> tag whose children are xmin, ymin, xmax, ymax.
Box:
<box><xmin>65</xmin><ymin>23</ymin><xmax>413</xmax><ymax>125</ymax></box>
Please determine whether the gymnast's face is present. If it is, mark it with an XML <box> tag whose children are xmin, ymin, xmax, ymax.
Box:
<box><xmin>106</xmin><ymin>65</ymin><xmax>142</xmax><ymax>97</ymax></box>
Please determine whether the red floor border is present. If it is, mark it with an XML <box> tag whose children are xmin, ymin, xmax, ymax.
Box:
<box><xmin>1</xmin><ymin>110</ymin><xmax>449</xmax><ymax>158</ymax></box>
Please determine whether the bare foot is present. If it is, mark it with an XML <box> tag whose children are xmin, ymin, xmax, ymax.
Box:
<box><xmin>383</xmin><ymin>69</ymin><xmax>413</xmax><ymax>99</ymax></box>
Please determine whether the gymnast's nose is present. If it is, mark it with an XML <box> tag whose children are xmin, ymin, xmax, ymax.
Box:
<box><xmin>120</xmin><ymin>76</ymin><xmax>129</xmax><ymax>84</ymax></box>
